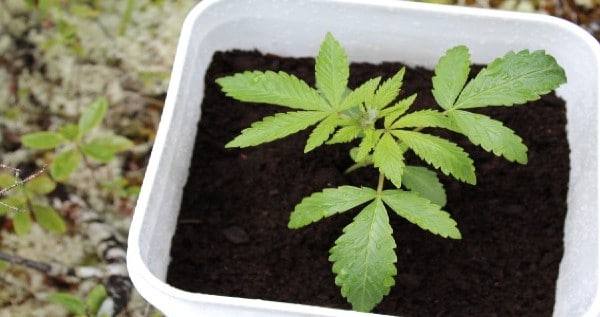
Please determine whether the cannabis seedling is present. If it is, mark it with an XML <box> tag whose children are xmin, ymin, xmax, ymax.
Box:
<box><xmin>216</xmin><ymin>33</ymin><xmax>566</xmax><ymax>312</ymax></box>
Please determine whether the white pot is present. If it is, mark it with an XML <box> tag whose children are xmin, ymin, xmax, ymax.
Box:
<box><xmin>126</xmin><ymin>0</ymin><xmax>600</xmax><ymax>316</ymax></box>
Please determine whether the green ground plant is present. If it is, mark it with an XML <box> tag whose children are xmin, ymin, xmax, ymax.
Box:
<box><xmin>46</xmin><ymin>284</ymin><xmax>108</xmax><ymax>317</ymax></box>
<box><xmin>0</xmin><ymin>168</ymin><xmax>65</xmax><ymax>235</ymax></box>
<box><xmin>21</xmin><ymin>96</ymin><xmax>133</xmax><ymax>182</ymax></box>
<box><xmin>25</xmin><ymin>0</ymin><xmax>144</xmax><ymax>54</ymax></box>
<box><xmin>216</xmin><ymin>33</ymin><xmax>567</xmax><ymax>312</ymax></box>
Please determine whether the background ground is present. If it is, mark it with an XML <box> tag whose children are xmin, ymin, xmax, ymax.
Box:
<box><xmin>0</xmin><ymin>0</ymin><xmax>598</xmax><ymax>316</ymax></box>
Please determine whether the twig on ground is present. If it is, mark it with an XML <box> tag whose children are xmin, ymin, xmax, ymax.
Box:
<box><xmin>69</xmin><ymin>196</ymin><xmax>131</xmax><ymax>315</ymax></box>
<box><xmin>0</xmin><ymin>164</ymin><xmax>47</xmax><ymax>212</ymax></box>
<box><xmin>0</xmin><ymin>195</ymin><xmax>131</xmax><ymax>316</ymax></box>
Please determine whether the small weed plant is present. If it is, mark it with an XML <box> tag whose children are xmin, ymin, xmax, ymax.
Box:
<box><xmin>216</xmin><ymin>33</ymin><xmax>566</xmax><ymax>311</ymax></box>
<box><xmin>46</xmin><ymin>284</ymin><xmax>121</xmax><ymax>317</ymax></box>
<box><xmin>0</xmin><ymin>97</ymin><xmax>132</xmax><ymax>235</ymax></box>
<box><xmin>21</xmin><ymin>96</ymin><xmax>133</xmax><ymax>182</ymax></box>
<box><xmin>0</xmin><ymin>165</ymin><xmax>66</xmax><ymax>235</ymax></box>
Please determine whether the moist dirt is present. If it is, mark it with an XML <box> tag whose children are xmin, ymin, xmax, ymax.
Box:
<box><xmin>166</xmin><ymin>50</ymin><xmax>569</xmax><ymax>316</ymax></box>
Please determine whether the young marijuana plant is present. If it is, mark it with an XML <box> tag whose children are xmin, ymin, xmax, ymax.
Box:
<box><xmin>216</xmin><ymin>33</ymin><xmax>566</xmax><ymax>312</ymax></box>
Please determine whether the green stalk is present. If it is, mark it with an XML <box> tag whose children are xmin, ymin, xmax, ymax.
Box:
<box><xmin>376</xmin><ymin>172</ymin><xmax>385</xmax><ymax>194</ymax></box>
<box><xmin>118</xmin><ymin>0</ymin><xmax>136</xmax><ymax>36</ymax></box>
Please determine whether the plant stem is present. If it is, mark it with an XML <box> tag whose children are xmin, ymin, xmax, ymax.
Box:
<box><xmin>376</xmin><ymin>172</ymin><xmax>385</xmax><ymax>194</ymax></box>
<box><xmin>119</xmin><ymin>0</ymin><xmax>136</xmax><ymax>36</ymax></box>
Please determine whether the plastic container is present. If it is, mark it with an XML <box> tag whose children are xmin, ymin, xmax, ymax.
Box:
<box><xmin>126</xmin><ymin>0</ymin><xmax>600</xmax><ymax>316</ymax></box>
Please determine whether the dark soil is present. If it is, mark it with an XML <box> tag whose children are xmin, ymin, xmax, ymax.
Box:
<box><xmin>166</xmin><ymin>50</ymin><xmax>569</xmax><ymax>316</ymax></box>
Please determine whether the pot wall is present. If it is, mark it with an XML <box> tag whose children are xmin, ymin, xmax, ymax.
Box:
<box><xmin>127</xmin><ymin>0</ymin><xmax>600</xmax><ymax>316</ymax></box>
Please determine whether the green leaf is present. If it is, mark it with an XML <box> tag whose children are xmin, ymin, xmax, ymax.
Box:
<box><xmin>288</xmin><ymin>186</ymin><xmax>376</xmax><ymax>228</ymax></box>
<box><xmin>70</xmin><ymin>3</ymin><xmax>101</xmax><ymax>18</ymax></box>
<box><xmin>432</xmin><ymin>45</ymin><xmax>471</xmax><ymax>109</ymax></box>
<box><xmin>0</xmin><ymin>172</ymin><xmax>16</xmax><ymax>188</ymax></box>
<box><xmin>316</xmin><ymin>32</ymin><xmax>349</xmax><ymax>107</ymax></box>
<box><xmin>453</xmin><ymin>50</ymin><xmax>567</xmax><ymax>109</ymax></box>
<box><xmin>32</xmin><ymin>204</ymin><xmax>66</xmax><ymax>233</ymax></box>
<box><xmin>402</xmin><ymin>166</ymin><xmax>447</xmax><ymax>207</ymax></box>
<box><xmin>382</xmin><ymin>189</ymin><xmax>460</xmax><ymax>239</ymax></box>
<box><xmin>327</xmin><ymin>125</ymin><xmax>362</xmax><ymax>144</ymax></box>
<box><xmin>126</xmin><ymin>185</ymin><xmax>141</xmax><ymax>197</ymax></box>
<box><xmin>329</xmin><ymin>198</ymin><xmax>397</xmax><ymax>312</ymax></box>
<box><xmin>58</xmin><ymin>124</ymin><xmax>80</xmax><ymax>141</ymax></box>
<box><xmin>371</xmin><ymin>68</ymin><xmax>405</xmax><ymax>110</ymax></box>
<box><xmin>381</xmin><ymin>94</ymin><xmax>417</xmax><ymax>128</ymax></box>
<box><xmin>12</xmin><ymin>211</ymin><xmax>32</xmax><ymax>235</ymax></box>
<box><xmin>79</xmin><ymin>97</ymin><xmax>108</xmax><ymax>134</ymax></box>
<box><xmin>372</xmin><ymin>133</ymin><xmax>405</xmax><ymax>188</ymax></box>
<box><xmin>47</xmin><ymin>293</ymin><xmax>86</xmax><ymax>315</ymax></box>
<box><xmin>304</xmin><ymin>116</ymin><xmax>338</xmax><ymax>153</ymax></box>
<box><xmin>85</xmin><ymin>284</ymin><xmax>108</xmax><ymax>315</ymax></box>
<box><xmin>216</xmin><ymin>71</ymin><xmax>328</xmax><ymax>111</ymax></box>
<box><xmin>392</xmin><ymin>130</ymin><xmax>476</xmax><ymax>184</ymax></box>
<box><xmin>50</xmin><ymin>149</ymin><xmax>80</xmax><ymax>181</ymax></box>
<box><xmin>21</xmin><ymin>132</ymin><xmax>66</xmax><ymax>149</ymax></box>
<box><xmin>57</xmin><ymin>19</ymin><xmax>77</xmax><ymax>41</ymax></box>
<box><xmin>347</xmin><ymin>147</ymin><xmax>374</xmax><ymax>169</ymax></box>
<box><xmin>226</xmin><ymin>111</ymin><xmax>328</xmax><ymax>148</ymax></box>
<box><xmin>338</xmin><ymin>77</ymin><xmax>381</xmax><ymax>112</ymax></box>
<box><xmin>448</xmin><ymin>110</ymin><xmax>527</xmax><ymax>163</ymax></box>
<box><xmin>80</xmin><ymin>135</ymin><xmax>134</xmax><ymax>163</ymax></box>
<box><xmin>355</xmin><ymin>128</ymin><xmax>382</xmax><ymax>162</ymax></box>
<box><xmin>26</xmin><ymin>175</ymin><xmax>56</xmax><ymax>195</ymax></box>
<box><xmin>390</xmin><ymin>109</ymin><xmax>455</xmax><ymax>131</ymax></box>
<box><xmin>0</xmin><ymin>197</ymin><xmax>23</xmax><ymax>215</ymax></box>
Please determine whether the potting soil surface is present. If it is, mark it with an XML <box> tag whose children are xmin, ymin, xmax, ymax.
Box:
<box><xmin>166</xmin><ymin>50</ymin><xmax>569</xmax><ymax>316</ymax></box>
